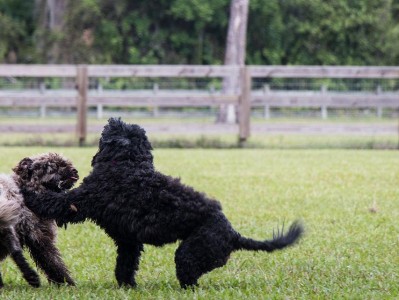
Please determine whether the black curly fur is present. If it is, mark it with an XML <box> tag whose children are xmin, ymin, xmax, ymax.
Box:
<box><xmin>23</xmin><ymin>118</ymin><xmax>304</xmax><ymax>288</ymax></box>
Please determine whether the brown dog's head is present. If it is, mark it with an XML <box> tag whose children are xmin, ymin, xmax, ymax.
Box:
<box><xmin>12</xmin><ymin>153</ymin><xmax>79</xmax><ymax>193</ymax></box>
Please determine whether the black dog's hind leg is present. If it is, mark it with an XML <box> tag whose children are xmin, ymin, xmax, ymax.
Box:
<box><xmin>175</xmin><ymin>228</ymin><xmax>234</xmax><ymax>288</ymax></box>
<box><xmin>115</xmin><ymin>241</ymin><xmax>143</xmax><ymax>287</ymax></box>
<box><xmin>2</xmin><ymin>228</ymin><xmax>40</xmax><ymax>287</ymax></box>
<box><xmin>26</xmin><ymin>236</ymin><xmax>75</xmax><ymax>285</ymax></box>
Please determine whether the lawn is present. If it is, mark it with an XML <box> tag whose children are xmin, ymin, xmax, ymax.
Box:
<box><xmin>1</xmin><ymin>115</ymin><xmax>398</xmax><ymax>149</ymax></box>
<box><xmin>0</xmin><ymin>147</ymin><xmax>398</xmax><ymax>299</ymax></box>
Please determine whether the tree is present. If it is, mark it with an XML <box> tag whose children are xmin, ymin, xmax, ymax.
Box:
<box><xmin>34</xmin><ymin>0</ymin><xmax>100</xmax><ymax>63</ymax></box>
<box><xmin>218</xmin><ymin>0</ymin><xmax>249</xmax><ymax>124</ymax></box>
<box><xmin>37</xmin><ymin>0</ymin><xmax>67</xmax><ymax>63</ymax></box>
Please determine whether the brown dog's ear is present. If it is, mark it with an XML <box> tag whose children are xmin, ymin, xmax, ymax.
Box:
<box><xmin>12</xmin><ymin>157</ymin><xmax>33</xmax><ymax>179</ymax></box>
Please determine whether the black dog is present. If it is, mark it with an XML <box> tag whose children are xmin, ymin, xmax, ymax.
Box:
<box><xmin>23</xmin><ymin>118</ymin><xmax>303</xmax><ymax>288</ymax></box>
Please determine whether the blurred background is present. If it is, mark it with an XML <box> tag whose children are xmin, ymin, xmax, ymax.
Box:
<box><xmin>1</xmin><ymin>0</ymin><xmax>399</xmax><ymax>149</ymax></box>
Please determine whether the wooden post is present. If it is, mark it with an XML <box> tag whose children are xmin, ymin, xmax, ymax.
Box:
<box><xmin>321</xmin><ymin>85</ymin><xmax>328</xmax><ymax>119</ymax></box>
<box><xmin>263</xmin><ymin>84</ymin><xmax>270</xmax><ymax>119</ymax></box>
<box><xmin>209</xmin><ymin>84</ymin><xmax>216</xmax><ymax>94</ymax></box>
<box><xmin>97</xmin><ymin>83</ymin><xmax>103</xmax><ymax>119</ymax></box>
<box><xmin>376</xmin><ymin>85</ymin><xmax>382</xmax><ymax>118</ymax></box>
<box><xmin>97</xmin><ymin>104</ymin><xmax>103</xmax><ymax>119</ymax></box>
<box><xmin>76</xmin><ymin>65</ymin><xmax>88</xmax><ymax>146</ymax></box>
<box><xmin>153</xmin><ymin>83</ymin><xmax>159</xmax><ymax>117</ymax></box>
<box><xmin>238</xmin><ymin>66</ymin><xmax>251</xmax><ymax>145</ymax></box>
<box><xmin>39</xmin><ymin>81</ymin><xmax>46</xmax><ymax>118</ymax></box>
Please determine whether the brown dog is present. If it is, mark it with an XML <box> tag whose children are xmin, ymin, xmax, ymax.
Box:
<box><xmin>0</xmin><ymin>153</ymin><xmax>78</xmax><ymax>287</ymax></box>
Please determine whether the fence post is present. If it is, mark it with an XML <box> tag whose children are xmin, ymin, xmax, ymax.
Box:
<box><xmin>263</xmin><ymin>84</ymin><xmax>270</xmax><ymax>119</ymax></box>
<box><xmin>209</xmin><ymin>84</ymin><xmax>215</xmax><ymax>94</ymax></box>
<box><xmin>76</xmin><ymin>65</ymin><xmax>88</xmax><ymax>146</ymax></box>
<box><xmin>321</xmin><ymin>85</ymin><xmax>328</xmax><ymax>119</ymax></box>
<box><xmin>238</xmin><ymin>66</ymin><xmax>251</xmax><ymax>145</ymax></box>
<box><xmin>152</xmin><ymin>83</ymin><xmax>159</xmax><ymax>117</ymax></box>
<box><xmin>97</xmin><ymin>83</ymin><xmax>103</xmax><ymax>119</ymax></box>
<box><xmin>376</xmin><ymin>85</ymin><xmax>382</xmax><ymax>118</ymax></box>
<box><xmin>39</xmin><ymin>81</ymin><xmax>46</xmax><ymax>118</ymax></box>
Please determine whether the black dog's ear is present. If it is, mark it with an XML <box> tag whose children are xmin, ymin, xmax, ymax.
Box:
<box><xmin>12</xmin><ymin>157</ymin><xmax>34</xmax><ymax>179</ymax></box>
<box><xmin>102</xmin><ymin>118</ymin><xmax>130</xmax><ymax>145</ymax></box>
<box><xmin>107</xmin><ymin>117</ymin><xmax>123</xmax><ymax>127</ymax></box>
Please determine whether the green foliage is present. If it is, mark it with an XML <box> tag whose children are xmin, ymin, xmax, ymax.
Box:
<box><xmin>0</xmin><ymin>148</ymin><xmax>398</xmax><ymax>298</ymax></box>
<box><xmin>247</xmin><ymin>0</ymin><xmax>399</xmax><ymax>65</ymax></box>
<box><xmin>0</xmin><ymin>0</ymin><xmax>35</xmax><ymax>63</ymax></box>
<box><xmin>2</xmin><ymin>0</ymin><xmax>399</xmax><ymax>65</ymax></box>
<box><xmin>247</xmin><ymin>0</ymin><xmax>285</xmax><ymax>65</ymax></box>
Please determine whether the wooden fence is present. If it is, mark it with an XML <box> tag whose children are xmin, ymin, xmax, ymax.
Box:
<box><xmin>1</xmin><ymin>64</ymin><xmax>399</xmax><ymax>144</ymax></box>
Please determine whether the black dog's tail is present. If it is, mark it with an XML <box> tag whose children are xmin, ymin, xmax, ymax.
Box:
<box><xmin>235</xmin><ymin>221</ymin><xmax>303</xmax><ymax>252</ymax></box>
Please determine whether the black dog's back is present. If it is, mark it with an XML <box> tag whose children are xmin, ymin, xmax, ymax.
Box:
<box><xmin>90</xmin><ymin>167</ymin><xmax>224</xmax><ymax>246</ymax></box>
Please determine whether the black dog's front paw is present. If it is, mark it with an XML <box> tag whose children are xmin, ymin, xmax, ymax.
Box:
<box><xmin>25</xmin><ymin>270</ymin><xmax>41</xmax><ymax>288</ymax></box>
<box><xmin>117</xmin><ymin>278</ymin><xmax>137</xmax><ymax>288</ymax></box>
<box><xmin>21</xmin><ymin>189</ymin><xmax>40</xmax><ymax>210</ymax></box>
<box><xmin>55</xmin><ymin>204</ymin><xmax>79</xmax><ymax>228</ymax></box>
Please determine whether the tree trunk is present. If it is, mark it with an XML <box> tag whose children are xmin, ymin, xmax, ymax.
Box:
<box><xmin>35</xmin><ymin>0</ymin><xmax>67</xmax><ymax>63</ymax></box>
<box><xmin>217</xmin><ymin>0</ymin><xmax>249</xmax><ymax>124</ymax></box>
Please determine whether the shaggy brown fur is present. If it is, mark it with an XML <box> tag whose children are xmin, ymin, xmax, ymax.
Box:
<box><xmin>0</xmin><ymin>153</ymin><xmax>78</xmax><ymax>287</ymax></box>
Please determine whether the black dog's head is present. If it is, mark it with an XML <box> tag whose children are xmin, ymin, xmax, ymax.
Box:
<box><xmin>91</xmin><ymin>118</ymin><xmax>153</xmax><ymax>166</ymax></box>
<box><xmin>12</xmin><ymin>153</ymin><xmax>79</xmax><ymax>193</ymax></box>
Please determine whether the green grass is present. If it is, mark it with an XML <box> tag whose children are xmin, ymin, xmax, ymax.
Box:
<box><xmin>0</xmin><ymin>147</ymin><xmax>398</xmax><ymax>299</ymax></box>
<box><xmin>0</xmin><ymin>131</ymin><xmax>398</xmax><ymax>150</ymax></box>
<box><xmin>1</xmin><ymin>115</ymin><xmax>399</xmax><ymax>149</ymax></box>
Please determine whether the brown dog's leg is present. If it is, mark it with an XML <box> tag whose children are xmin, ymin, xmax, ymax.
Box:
<box><xmin>26</xmin><ymin>236</ymin><xmax>75</xmax><ymax>286</ymax></box>
<box><xmin>2</xmin><ymin>227</ymin><xmax>40</xmax><ymax>287</ymax></box>
<box><xmin>0</xmin><ymin>245</ymin><xmax>9</xmax><ymax>288</ymax></box>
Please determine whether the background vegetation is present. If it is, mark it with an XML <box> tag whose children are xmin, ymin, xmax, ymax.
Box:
<box><xmin>2</xmin><ymin>0</ymin><xmax>399</xmax><ymax>65</ymax></box>
<box><xmin>1</xmin><ymin>2</ymin><xmax>398</xmax><ymax>297</ymax></box>
<box><xmin>0</xmin><ymin>147</ymin><xmax>398</xmax><ymax>298</ymax></box>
